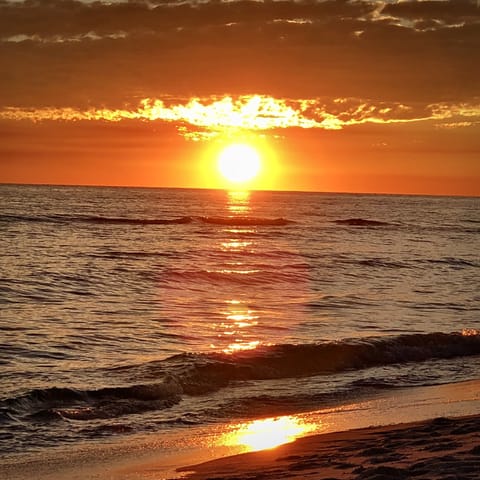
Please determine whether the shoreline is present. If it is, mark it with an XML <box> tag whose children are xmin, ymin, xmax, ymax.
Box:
<box><xmin>1</xmin><ymin>379</ymin><xmax>479</xmax><ymax>479</ymax></box>
<box><xmin>180</xmin><ymin>414</ymin><xmax>480</xmax><ymax>480</ymax></box>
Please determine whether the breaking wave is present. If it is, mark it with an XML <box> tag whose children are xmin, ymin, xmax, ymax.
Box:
<box><xmin>3</xmin><ymin>331</ymin><xmax>479</xmax><ymax>423</ymax></box>
<box><xmin>164</xmin><ymin>331</ymin><xmax>480</xmax><ymax>394</ymax></box>
<box><xmin>3</xmin><ymin>381</ymin><xmax>182</xmax><ymax>421</ymax></box>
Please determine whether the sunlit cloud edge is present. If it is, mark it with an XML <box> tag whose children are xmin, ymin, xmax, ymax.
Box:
<box><xmin>1</xmin><ymin>95</ymin><xmax>478</xmax><ymax>141</ymax></box>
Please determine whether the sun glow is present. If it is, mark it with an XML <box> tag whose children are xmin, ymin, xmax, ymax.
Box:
<box><xmin>197</xmin><ymin>134</ymin><xmax>278</xmax><ymax>190</ymax></box>
<box><xmin>218</xmin><ymin>144</ymin><xmax>261</xmax><ymax>184</ymax></box>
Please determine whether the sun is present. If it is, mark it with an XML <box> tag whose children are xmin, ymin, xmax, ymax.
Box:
<box><xmin>217</xmin><ymin>143</ymin><xmax>261</xmax><ymax>184</ymax></box>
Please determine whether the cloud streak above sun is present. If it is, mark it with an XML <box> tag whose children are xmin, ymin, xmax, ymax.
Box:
<box><xmin>1</xmin><ymin>95</ymin><xmax>478</xmax><ymax>140</ymax></box>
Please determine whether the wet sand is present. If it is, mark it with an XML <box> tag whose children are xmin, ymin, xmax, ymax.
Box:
<box><xmin>180</xmin><ymin>415</ymin><xmax>480</xmax><ymax>480</ymax></box>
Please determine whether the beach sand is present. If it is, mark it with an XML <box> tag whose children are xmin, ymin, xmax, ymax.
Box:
<box><xmin>1</xmin><ymin>415</ymin><xmax>479</xmax><ymax>480</ymax></box>
<box><xmin>179</xmin><ymin>415</ymin><xmax>480</xmax><ymax>480</ymax></box>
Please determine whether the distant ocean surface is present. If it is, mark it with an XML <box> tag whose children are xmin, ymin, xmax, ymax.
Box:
<box><xmin>1</xmin><ymin>184</ymin><xmax>479</xmax><ymax>455</ymax></box>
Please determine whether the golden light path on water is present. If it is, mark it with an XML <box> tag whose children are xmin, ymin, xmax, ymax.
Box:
<box><xmin>211</xmin><ymin>190</ymin><xmax>265</xmax><ymax>355</ymax></box>
<box><xmin>219</xmin><ymin>299</ymin><xmax>260</xmax><ymax>354</ymax></box>
<box><xmin>206</xmin><ymin>192</ymin><xmax>318</xmax><ymax>450</ymax></box>
<box><xmin>209</xmin><ymin>189</ymin><xmax>310</xmax><ymax>354</ymax></box>
<box><xmin>227</xmin><ymin>190</ymin><xmax>251</xmax><ymax>214</ymax></box>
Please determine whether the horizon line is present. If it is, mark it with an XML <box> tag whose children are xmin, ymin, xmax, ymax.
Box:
<box><xmin>1</xmin><ymin>181</ymin><xmax>478</xmax><ymax>199</ymax></box>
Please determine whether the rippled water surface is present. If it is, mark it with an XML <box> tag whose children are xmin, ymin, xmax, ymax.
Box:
<box><xmin>1</xmin><ymin>185</ymin><xmax>479</xmax><ymax>453</ymax></box>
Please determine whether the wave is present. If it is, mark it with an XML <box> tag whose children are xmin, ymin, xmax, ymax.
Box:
<box><xmin>424</xmin><ymin>257</ymin><xmax>478</xmax><ymax>268</ymax></box>
<box><xmin>87</xmin><ymin>250</ymin><xmax>175</xmax><ymax>260</ymax></box>
<box><xmin>163</xmin><ymin>266</ymin><xmax>308</xmax><ymax>286</ymax></box>
<box><xmin>357</xmin><ymin>258</ymin><xmax>410</xmax><ymax>269</ymax></box>
<box><xmin>168</xmin><ymin>331</ymin><xmax>480</xmax><ymax>394</ymax></box>
<box><xmin>79</xmin><ymin>215</ymin><xmax>193</xmax><ymax>225</ymax></box>
<box><xmin>0</xmin><ymin>213</ymin><xmax>193</xmax><ymax>225</ymax></box>
<box><xmin>3</xmin><ymin>381</ymin><xmax>182</xmax><ymax>422</ymax></box>
<box><xmin>198</xmin><ymin>216</ymin><xmax>292</xmax><ymax>226</ymax></box>
<box><xmin>3</xmin><ymin>331</ymin><xmax>479</xmax><ymax>422</ymax></box>
<box><xmin>333</xmin><ymin>218</ymin><xmax>392</xmax><ymax>227</ymax></box>
<box><xmin>0</xmin><ymin>214</ymin><xmax>293</xmax><ymax>227</ymax></box>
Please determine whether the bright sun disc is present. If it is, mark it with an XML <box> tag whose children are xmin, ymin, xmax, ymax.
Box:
<box><xmin>218</xmin><ymin>144</ymin><xmax>261</xmax><ymax>184</ymax></box>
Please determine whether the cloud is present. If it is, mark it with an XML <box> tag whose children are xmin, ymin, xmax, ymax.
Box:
<box><xmin>1</xmin><ymin>95</ymin><xmax>478</xmax><ymax>140</ymax></box>
<box><xmin>1</xmin><ymin>0</ymin><xmax>477</xmax><ymax>40</ymax></box>
<box><xmin>2</xmin><ymin>31</ymin><xmax>127</xmax><ymax>43</ymax></box>
<box><xmin>0</xmin><ymin>0</ymin><xmax>375</xmax><ymax>38</ymax></box>
<box><xmin>381</xmin><ymin>0</ymin><xmax>479</xmax><ymax>23</ymax></box>
<box><xmin>0</xmin><ymin>0</ymin><xmax>478</xmax><ymax>110</ymax></box>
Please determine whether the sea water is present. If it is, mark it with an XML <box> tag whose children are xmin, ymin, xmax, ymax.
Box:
<box><xmin>1</xmin><ymin>184</ymin><xmax>479</xmax><ymax>455</ymax></box>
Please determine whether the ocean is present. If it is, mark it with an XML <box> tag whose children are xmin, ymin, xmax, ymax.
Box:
<box><xmin>1</xmin><ymin>184</ymin><xmax>480</xmax><ymax>460</ymax></box>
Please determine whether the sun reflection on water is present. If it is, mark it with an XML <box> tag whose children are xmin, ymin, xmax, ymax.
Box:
<box><xmin>216</xmin><ymin>299</ymin><xmax>261</xmax><ymax>354</ymax></box>
<box><xmin>209</xmin><ymin>191</ymin><xmax>263</xmax><ymax>355</ymax></box>
<box><xmin>227</xmin><ymin>190</ymin><xmax>251</xmax><ymax>214</ymax></box>
<box><xmin>223</xmin><ymin>340</ymin><xmax>260</xmax><ymax>354</ymax></box>
<box><xmin>222</xmin><ymin>416</ymin><xmax>317</xmax><ymax>452</ymax></box>
<box><xmin>220</xmin><ymin>240</ymin><xmax>253</xmax><ymax>250</ymax></box>
<box><xmin>215</xmin><ymin>268</ymin><xmax>258</xmax><ymax>274</ymax></box>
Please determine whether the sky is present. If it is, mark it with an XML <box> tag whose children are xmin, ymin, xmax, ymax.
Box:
<box><xmin>0</xmin><ymin>0</ymin><xmax>479</xmax><ymax>195</ymax></box>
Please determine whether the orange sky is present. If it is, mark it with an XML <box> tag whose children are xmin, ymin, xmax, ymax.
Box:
<box><xmin>0</xmin><ymin>0</ymin><xmax>479</xmax><ymax>196</ymax></box>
